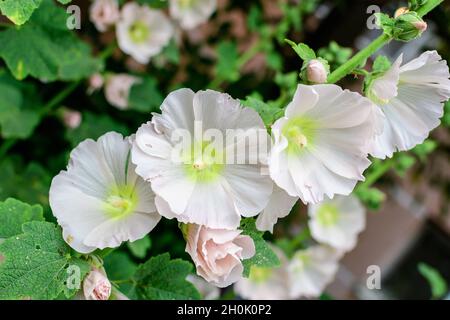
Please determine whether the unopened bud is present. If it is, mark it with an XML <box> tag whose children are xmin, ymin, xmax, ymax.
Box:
<box><xmin>393</xmin><ymin>12</ymin><xmax>427</xmax><ymax>41</ymax></box>
<box><xmin>87</xmin><ymin>73</ymin><xmax>104</xmax><ymax>94</ymax></box>
<box><xmin>83</xmin><ymin>268</ymin><xmax>111</xmax><ymax>300</ymax></box>
<box><xmin>305</xmin><ymin>59</ymin><xmax>328</xmax><ymax>84</ymax></box>
<box><xmin>394</xmin><ymin>7</ymin><xmax>409</xmax><ymax>18</ymax></box>
<box><xmin>62</xmin><ymin>109</ymin><xmax>82</xmax><ymax>129</ymax></box>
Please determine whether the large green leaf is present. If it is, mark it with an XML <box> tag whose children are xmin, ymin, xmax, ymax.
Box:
<box><xmin>0</xmin><ymin>0</ymin><xmax>42</xmax><ymax>25</ymax></box>
<box><xmin>132</xmin><ymin>253</ymin><xmax>200</xmax><ymax>300</ymax></box>
<box><xmin>0</xmin><ymin>0</ymin><xmax>101</xmax><ymax>81</ymax></box>
<box><xmin>0</xmin><ymin>198</ymin><xmax>44</xmax><ymax>238</ymax></box>
<box><xmin>0</xmin><ymin>221</ymin><xmax>90</xmax><ymax>299</ymax></box>
<box><xmin>0</xmin><ymin>69</ymin><xmax>42</xmax><ymax>139</ymax></box>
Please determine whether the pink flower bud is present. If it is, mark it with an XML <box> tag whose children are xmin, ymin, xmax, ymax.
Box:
<box><xmin>413</xmin><ymin>21</ymin><xmax>428</xmax><ymax>33</ymax></box>
<box><xmin>88</xmin><ymin>73</ymin><xmax>104</xmax><ymax>94</ymax></box>
<box><xmin>185</xmin><ymin>224</ymin><xmax>255</xmax><ymax>288</ymax></box>
<box><xmin>83</xmin><ymin>268</ymin><xmax>112</xmax><ymax>300</ymax></box>
<box><xmin>62</xmin><ymin>109</ymin><xmax>82</xmax><ymax>129</ymax></box>
<box><xmin>90</xmin><ymin>0</ymin><xmax>120</xmax><ymax>32</ymax></box>
<box><xmin>306</xmin><ymin>59</ymin><xmax>328</xmax><ymax>84</ymax></box>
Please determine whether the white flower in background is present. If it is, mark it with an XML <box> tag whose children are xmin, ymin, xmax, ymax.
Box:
<box><xmin>269</xmin><ymin>84</ymin><xmax>378</xmax><ymax>204</ymax></box>
<box><xmin>308</xmin><ymin>195</ymin><xmax>365</xmax><ymax>251</ymax></box>
<box><xmin>132</xmin><ymin>88</ymin><xmax>273</xmax><ymax>230</ymax></box>
<box><xmin>169</xmin><ymin>0</ymin><xmax>217</xmax><ymax>30</ymax></box>
<box><xmin>49</xmin><ymin>132</ymin><xmax>161</xmax><ymax>254</ymax></box>
<box><xmin>256</xmin><ymin>185</ymin><xmax>298</xmax><ymax>233</ymax></box>
<box><xmin>116</xmin><ymin>2</ymin><xmax>173</xmax><ymax>64</ymax></box>
<box><xmin>234</xmin><ymin>246</ymin><xmax>290</xmax><ymax>300</ymax></box>
<box><xmin>83</xmin><ymin>267</ymin><xmax>112</xmax><ymax>300</ymax></box>
<box><xmin>367</xmin><ymin>51</ymin><xmax>450</xmax><ymax>159</ymax></box>
<box><xmin>62</xmin><ymin>109</ymin><xmax>82</xmax><ymax>129</ymax></box>
<box><xmin>89</xmin><ymin>0</ymin><xmax>120</xmax><ymax>32</ymax></box>
<box><xmin>104</xmin><ymin>74</ymin><xmax>140</xmax><ymax>110</ymax></box>
<box><xmin>187</xmin><ymin>274</ymin><xmax>220</xmax><ymax>300</ymax></box>
<box><xmin>287</xmin><ymin>246</ymin><xmax>341</xmax><ymax>299</ymax></box>
<box><xmin>185</xmin><ymin>224</ymin><xmax>255</xmax><ymax>288</ymax></box>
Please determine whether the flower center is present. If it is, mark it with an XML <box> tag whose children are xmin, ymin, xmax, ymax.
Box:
<box><xmin>104</xmin><ymin>185</ymin><xmax>138</xmax><ymax>219</ymax></box>
<box><xmin>316</xmin><ymin>204</ymin><xmax>340</xmax><ymax>227</ymax></box>
<box><xmin>183</xmin><ymin>141</ymin><xmax>224</xmax><ymax>183</ymax></box>
<box><xmin>129</xmin><ymin>21</ymin><xmax>150</xmax><ymax>44</ymax></box>
<box><xmin>282</xmin><ymin>117</ymin><xmax>317</xmax><ymax>154</ymax></box>
<box><xmin>179</xmin><ymin>0</ymin><xmax>197</xmax><ymax>9</ymax></box>
<box><xmin>291</xmin><ymin>251</ymin><xmax>311</xmax><ymax>273</ymax></box>
<box><xmin>249</xmin><ymin>266</ymin><xmax>273</xmax><ymax>284</ymax></box>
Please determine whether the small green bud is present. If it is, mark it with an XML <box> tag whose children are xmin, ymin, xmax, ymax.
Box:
<box><xmin>393</xmin><ymin>12</ymin><xmax>427</xmax><ymax>41</ymax></box>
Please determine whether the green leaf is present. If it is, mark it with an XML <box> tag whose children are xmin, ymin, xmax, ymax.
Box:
<box><xmin>0</xmin><ymin>69</ymin><xmax>42</xmax><ymax>139</ymax></box>
<box><xmin>0</xmin><ymin>0</ymin><xmax>42</xmax><ymax>25</ymax></box>
<box><xmin>0</xmin><ymin>221</ymin><xmax>90</xmax><ymax>300</ymax></box>
<box><xmin>104</xmin><ymin>251</ymin><xmax>137</xmax><ymax>297</ymax></box>
<box><xmin>128</xmin><ymin>77</ymin><xmax>163</xmax><ymax>113</ymax></box>
<box><xmin>240</xmin><ymin>218</ymin><xmax>280</xmax><ymax>277</ymax></box>
<box><xmin>57</xmin><ymin>0</ymin><xmax>72</xmax><ymax>4</ymax></box>
<box><xmin>216</xmin><ymin>41</ymin><xmax>240</xmax><ymax>82</ymax></box>
<box><xmin>418</xmin><ymin>263</ymin><xmax>448</xmax><ymax>299</ymax></box>
<box><xmin>65</xmin><ymin>112</ymin><xmax>129</xmax><ymax>147</ymax></box>
<box><xmin>132</xmin><ymin>253</ymin><xmax>200</xmax><ymax>300</ymax></box>
<box><xmin>285</xmin><ymin>40</ymin><xmax>316</xmax><ymax>61</ymax></box>
<box><xmin>0</xmin><ymin>0</ymin><xmax>102</xmax><ymax>81</ymax></box>
<box><xmin>242</xmin><ymin>96</ymin><xmax>282</xmax><ymax>127</ymax></box>
<box><xmin>136</xmin><ymin>0</ymin><xmax>168</xmax><ymax>8</ymax></box>
<box><xmin>0</xmin><ymin>198</ymin><xmax>43</xmax><ymax>238</ymax></box>
<box><xmin>127</xmin><ymin>236</ymin><xmax>152</xmax><ymax>259</ymax></box>
<box><xmin>372</xmin><ymin>55</ymin><xmax>392</xmax><ymax>74</ymax></box>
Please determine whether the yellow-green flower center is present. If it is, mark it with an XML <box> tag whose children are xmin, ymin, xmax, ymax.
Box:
<box><xmin>104</xmin><ymin>184</ymin><xmax>138</xmax><ymax>219</ymax></box>
<box><xmin>179</xmin><ymin>0</ymin><xmax>197</xmax><ymax>9</ymax></box>
<box><xmin>183</xmin><ymin>141</ymin><xmax>224</xmax><ymax>183</ymax></box>
<box><xmin>282</xmin><ymin>117</ymin><xmax>318</xmax><ymax>154</ymax></box>
<box><xmin>292</xmin><ymin>251</ymin><xmax>311</xmax><ymax>273</ymax></box>
<box><xmin>129</xmin><ymin>21</ymin><xmax>150</xmax><ymax>44</ymax></box>
<box><xmin>316</xmin><ymin>203</ymin><xmax>340</xmax><ymax>227</ymax></box>
<box><xmin>249</xmin><ymin>266</ymin><xmax>273</xmax><ymax>284</ymax></box>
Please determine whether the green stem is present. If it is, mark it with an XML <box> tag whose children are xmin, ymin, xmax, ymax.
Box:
<box><xmin>362</xmin><ymin>158</ymin><xmax>395</xmax><ymax>188</ymax></box>
<box><xmin>327</xmin><ymin>34</ymin><xmax>390</xmax><ymax>84</ymax></box>
<box><xmin>0</xmin><ymin>139</ymin><xmax>15</xmax><ymax>160</ymax></box>
<box><xmin>416</xmin><ymin>0</ymin><xmax>444</xmax><ymax>17</ymax></box>
<box><xmin>327</xmin><ymin>0</ymin><xmax>443</xmax><ymax>84</ymax></box>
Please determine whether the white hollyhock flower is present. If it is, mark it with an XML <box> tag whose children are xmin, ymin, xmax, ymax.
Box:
<box><xmin>234</xmin><ymin>246</ymin><xmax>291</xmax><ymax>300</ymax></box>
<box><xmin>287</xmin><ymin>246</ymin><xmax>341</xmax><ymax>298</ymax></box>
<box><xmin>169</xmin><ymin>0</ymin><xmax>217</xmax><ymax>30</ymax></box>
<box><xmin>83</xmin><ymin>267</ymin><xmax>112</xmax><ymax>300</ymax></box>
<box><xmin>116</xmin><ymin>2</ymin><xmax>173</xmax><ymax>64</ymax></box>
<box><xmin>185</xmin><ymin>224</ymin><xmax>255</xmax><ymax>288</ymax></box>
<box><xmin>49</xmin><ymin>132</ymin><xmax>161</xmax><ymax>254</ymax></box>
<box><xmin>367</xmin><ymin>51</ymin><xmax>450</xmax><ymax>159</ymax></box>
<box><xmin>256</xmin><ymin>185</ymin><xmax>298</xmax><ymax>233</ymax></box>
<box><xmin>308</xmin><ymin>195</ymin><xmax>365</xmax><ymax>251</ymax></box>
<box><xmin>132</xmin><ymin>88</ymin><xmax>273</xmax><ymax>230</ymax></box>
<box><xmin>269</xmin><ymin>84</ymin><xmax>378</xmax><ymax>204</ymax></box>
<box><xmin>187</xmin><ymin>274</ymin><xmax>220</xmax><ymax>300</ymax></box>
<box><xmin>104</xmin><ymin>74</ymin><xmax>140</xmax><ymax>110</ymax></box>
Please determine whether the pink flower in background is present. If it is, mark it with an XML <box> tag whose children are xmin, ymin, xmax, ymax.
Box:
<box><xmin>89</xmin><ymin>0</ymin><xmax>120</xmax><ymax>32</ymax></box>
<box><xmin>104</xmin><ymin>74</ymin><xmax>140</xmax><ymax>110</ymax></box>
<box><xmin>185</xmin><ymin>224</ymin><xmax>255</xmax><ymax>288</ymax></box>
<box><xmin>62</xmin><ymin>109</ymin><xmax>82</xmax><ymax>129</ymax></box>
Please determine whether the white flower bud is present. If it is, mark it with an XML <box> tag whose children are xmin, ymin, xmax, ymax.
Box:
<box><xmin>83</xmin><ymin>268</ymin><xmax>112</xmax><ymax>300</ymax></box>
<box><xmin>306</xmin><ymin>59</ymin><xmax>328</xmax><ymax>84</ymax></box>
